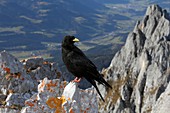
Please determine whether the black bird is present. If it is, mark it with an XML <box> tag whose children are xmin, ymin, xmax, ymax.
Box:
<box><xmin>62</xmin><ymin>35</ymin><xmax>112</xmax><ymax>101</ymax></box>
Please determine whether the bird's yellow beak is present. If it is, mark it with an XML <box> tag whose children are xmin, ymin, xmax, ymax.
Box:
<box><xmin>73</xmin><ymin>38</ymin><xmax>79</xmax><ymax>42</ymax></box>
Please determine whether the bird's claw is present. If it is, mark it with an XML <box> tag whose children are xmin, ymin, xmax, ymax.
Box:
<box><xmin>73</xmin><ymin>77</ymin><xmax>81</xmax><ymax>83</ymax></box>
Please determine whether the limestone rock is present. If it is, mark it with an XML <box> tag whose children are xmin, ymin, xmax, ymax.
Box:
<box><xmin>21</xmin><ymin>78</ymin><xmax>98</xmax><ymax>113</ymax></box>
<box><xmin>99</xmin><ymin>4</ymin><xmax>170</xmax><ymax>113</ymax></box>
<box><xmin>0</xmin><ymin>108</ymin><xmax>19</xmax><ymax>113</ymax></box>
<box><xmin>22</xmin><ymin>57</ymin><xmax>60</xmax><ymax>80</ymax></box>
<box><xmin>0</xmin><ymin>51</ymin><xmax>61</xmax><ymax>112</ymax></box>
<box><xmin>151</xmin><ymin>83</ymin><xmax>170</xmax><ymax>113</ymax></box>
<box><xmin>0</xmin><ymin>51</ymin><xmax>98</xmax><ymax>112</ymax></box>
<box><xmin>5</xmin><ymin>93</ymin><xmax>26</xmax><ymax>107</ymax></box>
<box><xmin>0</xmin><ymin>51</ymin><xmax>35</xmax><ymax>95</ymax></box>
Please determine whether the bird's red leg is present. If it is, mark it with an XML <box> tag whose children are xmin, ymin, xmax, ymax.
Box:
<box><xmin>73</xmin><ymin>77</ymin><xmax>81</xmax><ymax>83</ymax></box>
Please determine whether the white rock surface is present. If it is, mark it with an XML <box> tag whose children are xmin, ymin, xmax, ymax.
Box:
<box><xmin>151</xmin><ymin>83</ymin><xmax>170</xmax><ymax>113</ymax></box>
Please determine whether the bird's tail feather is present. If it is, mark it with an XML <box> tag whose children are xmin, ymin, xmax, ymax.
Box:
<box><xmin>85</xmin><ymin>77</ymin><xmax>105</xmax><ymax>102</ymax></box>
<box><xmin>98</xmin><ymin>74</ymin><xmax>112</xmax><ymax>89</ymax></box>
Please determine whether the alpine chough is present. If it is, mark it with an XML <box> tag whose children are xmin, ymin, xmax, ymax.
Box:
<box><xmin>62</xmin><ymin>35</ymin><xmax>112</xmax><ymax>101</ymax></box>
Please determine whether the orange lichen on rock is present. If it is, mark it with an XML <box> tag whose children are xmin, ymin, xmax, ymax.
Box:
<box><xmin>25</xmin><ymin>101</ymin><xmax>35</xmax><ymax>107</ymax></box>
<box><xmin>60</xmin><ymin>81</ymin><xmax>67</xmax><ymax>89</ymax></box>
<box><xmin>46</xmin><ymin>97</ymin><xmax>57</xmax><ymax>109</ymax></box>
<box><xmin>5</xmin><ymin>72</ymin><xmax>22</xmax><ymax>80</ymax></box>
<box><xmin>80</xmin><ymin>107</ymin><xmax>90</xmax><ymax>113</ymax></box>
<box><xmin>3</xmin><ymin>67</ymin><xmax>10</xmax><ymax>73</ymax></box>
<box><xmin>9</xmin><ymin>90</ymin><xmax>14</xmax><ymax>93</ymax></box>
<box><xmin>43</xmin><ymin>61</ymin><xmax>49</xmax><ymax>65</ymax></box>
<box><xmin>46</xmin><ymin>80</ymin><xmax>58</xmax><ymax>93</ymax></box>
<box><xmin>21</xmin><ymin>77</ymin><xmax>25</xmax><ymax>81</ymax></box>
<box><xmin>60</xmin><ymin>96</ymin><xmax>67</xmax><ymax>106</ymax></box>
<box><xmin>80</xmin><ymin>109</ymin><xmax>88</xmax><ymax>113</ymax></box>
<box><xmin>84</xmin><ymin>107</ymin><xmax>90</xmax><ymax>113</ymax></box>
<box><xmin>46</xmin><ymin>96</ymin><xmax>66</xmax><ymax>113</ymax></box>
<box><xmin>38</xmin><ymin>79</ymin><xmax>46</xmax><ymax>92</ymax></box>
<box><xmin>69</xmin><ymin>107</ymin><xmax>74</xmax><ymax>113</ymax></box>
<box><xmin>63</xmin><ymin>81</ymin><xmax>67</xmax><ymax>88</ymax></box>
<box><xmin>46</xmin><ymin>80</ymin><xmax>58</xmax><ymax>91</ymax></box>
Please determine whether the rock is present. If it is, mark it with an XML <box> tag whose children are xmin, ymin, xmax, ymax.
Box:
<box><xmin>99</xmin><ymin>4</ymin><xmax>170</xmax><ymax>113</ymax></box>
<box><xmin>21</xmin><ymin>78</ymin><xmax>98</xmax><ymax>113</ymax></box>
<box><xmin>21</xmin><ymin>78</ymin><xmax>65</xmax><ymax>113</ymax></box>
<box><xmin>0</xmin><ymin>94</ymin><xmax>7</xmax><ymax>105</ymax></box>
<box><xmin>5</xmin><ymin>93</ymin><xmax>25</xmax><ymax>107</ymax></box>
<box><xmin>23</xmin><ymin>57</ymin><xmax>60</xmax><ymax>80</ymax></box>
<box><xmin>23</xmin><ymin>57</ymin><xmax>43</xmax><ymax>71</ymax></box>
<box><xmin>0</xmin><ymin>51</ymin><xmax>98</xmax><ymax>112</ymax></box>
<box><xmin>0</xmin><ymin>108</ymin><xmax>20</xmax><ymax>113</ymax></box>
<box><xmin>151</xmin><ymin>83</ymin><xmax>170</xmax><ymax>113</ymax></box>
<box><xmin>0</xmin><ymin>51</ymin><xmax>35</xmax><ymax>94</ymax></box>
<box><xmin>0</xmin><ymin>51</ymin><xmax>62</xmax><ymax>112</ymax></box>
<box><xmin>0</xmin><ymin>50</ymin><xmax>23</xmax><ymax>74</ymax></box>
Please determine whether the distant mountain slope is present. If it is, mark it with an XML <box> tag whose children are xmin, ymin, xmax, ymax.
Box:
<box><xmin>0</xmin><ymin>0</ymin><xmax>113</xmax><ymax>44</ymax></box>
<box><xmin>0</xmin><ymin>0</ymin><xmax>132</xmax><ymax>52</ymax></box>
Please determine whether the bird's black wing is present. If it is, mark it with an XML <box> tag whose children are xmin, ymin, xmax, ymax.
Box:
<box><xmin>68</xmin><ymin>47</ymin><xmax>99</xmax><ymax>76</ymax></box>
<box><xmin>73</xmin><ymin>47</ymin><xmax>96</xmax><ymax>68</ymax></box>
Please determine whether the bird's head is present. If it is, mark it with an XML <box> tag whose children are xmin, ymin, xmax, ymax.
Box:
<box><xmin>62</xmin><ymin>36</ymin><xmax>79</xmax><ymax>46</ymax></box>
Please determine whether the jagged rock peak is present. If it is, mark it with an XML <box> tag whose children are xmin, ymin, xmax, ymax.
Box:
<box><xmin>145</xmin><ymin>4</ymin><xmax>169</xmax><ymax>19</ymax></box>
<box><xmin>134</xmin><ymin>4</ymin><xmax>170</xmax><ymax>44</ymax></box>
<box><xmin>99</xmin><ymin>4</ymin><xmax>170</xmax><ymax>113</ymax></box>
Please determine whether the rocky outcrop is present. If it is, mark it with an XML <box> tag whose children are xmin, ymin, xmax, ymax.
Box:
<box><xmin>0</xmin><ymin>51</ymin><xmax>36</xmax><ymax>109</ymax></box>
<box><xmin>99</xmin><ymin>4</ymin><xmax>170</xmax><ymax>113</ymax></box>
<box><xmin>0</xmin><ymin>51</ymin><xmax>98</xmax><ymax>112</ymax></box>
<box><xmin>0</xmin><ymin>51</ymin><xmax>54</xmax><ymax>110</ymax></box>
<box><xmin>21</xmin><ymin>78</ymin><xmax>98</xmax><ymax>113</ymax></box>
